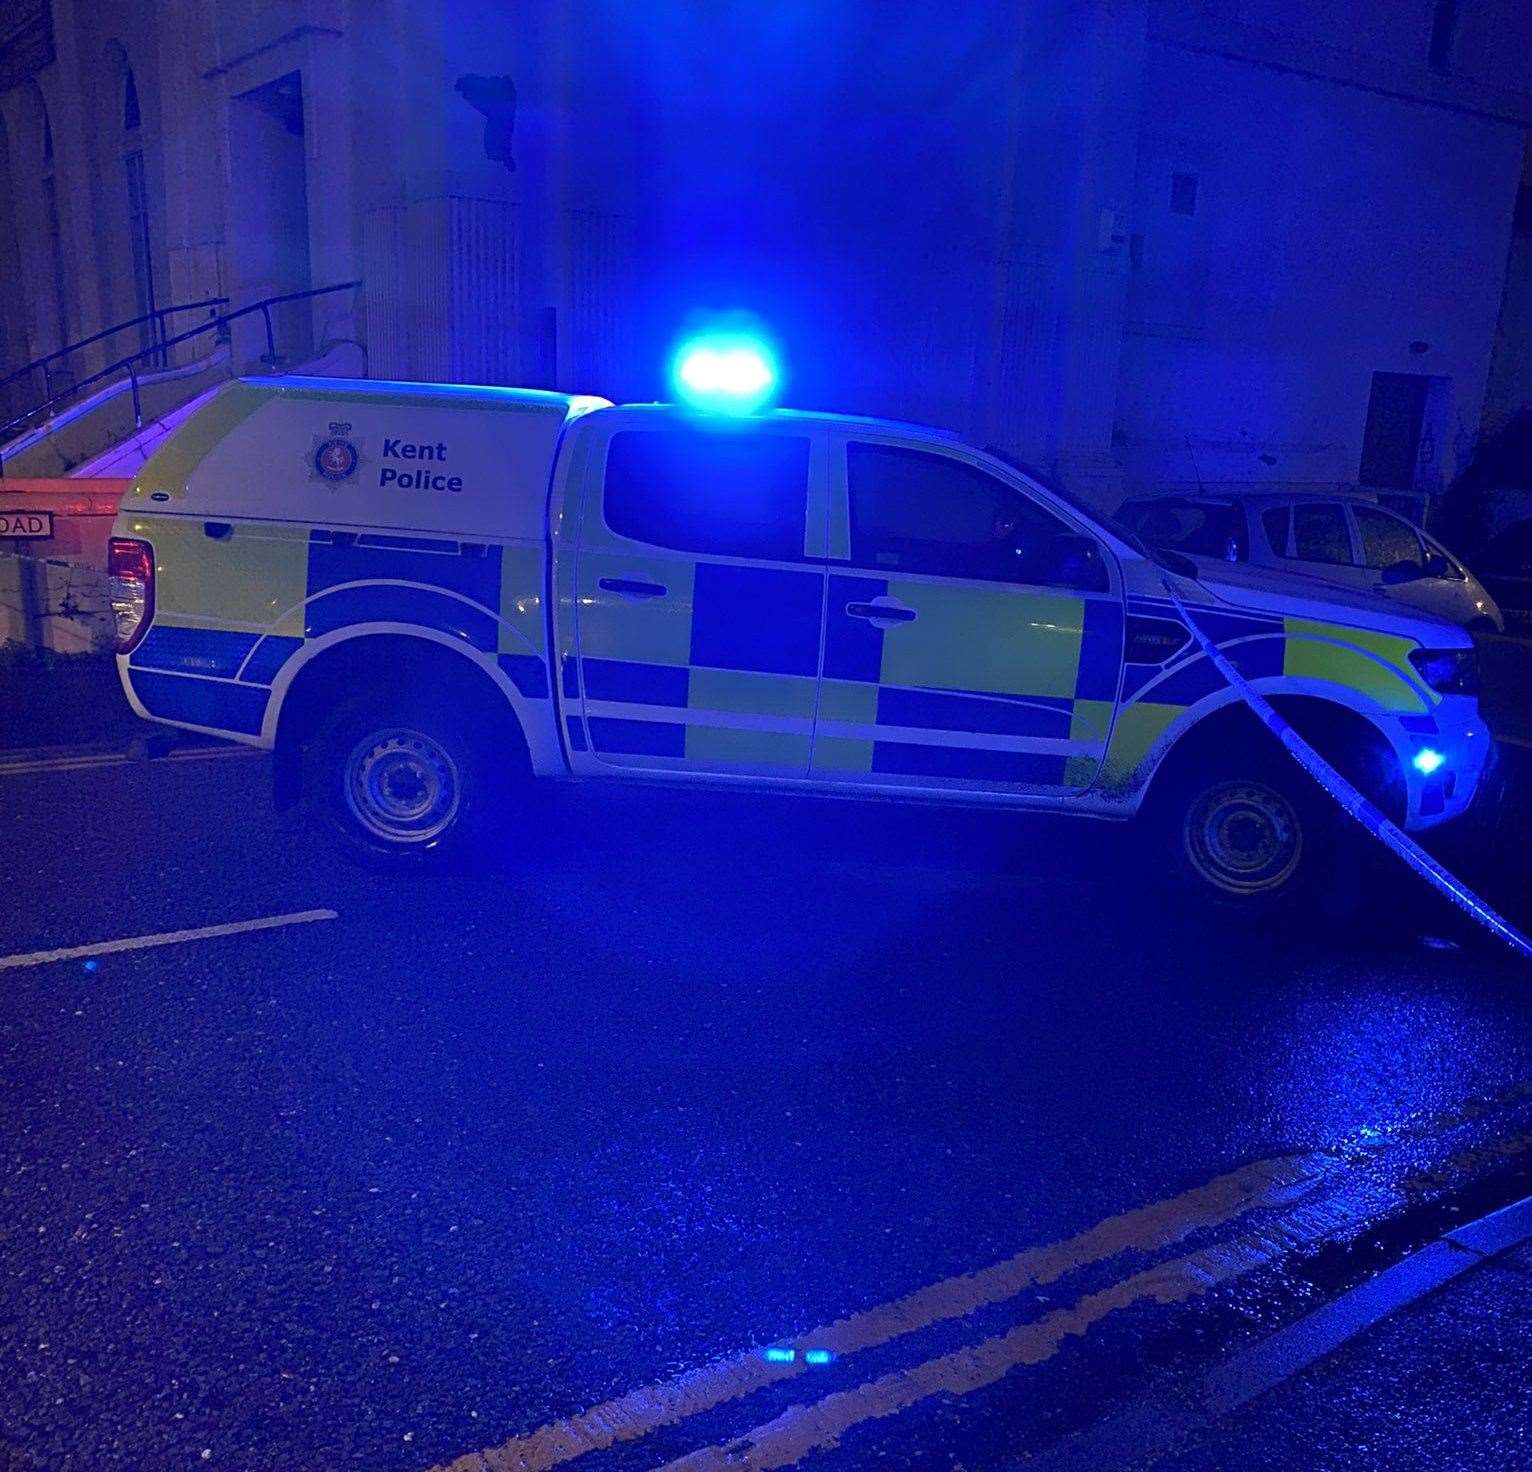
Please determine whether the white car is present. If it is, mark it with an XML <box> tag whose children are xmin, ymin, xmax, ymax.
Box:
<box><xmin>1117</xmin><ymin>492</ymin><xmax>1505</xmax><ymax>634</ymax></box>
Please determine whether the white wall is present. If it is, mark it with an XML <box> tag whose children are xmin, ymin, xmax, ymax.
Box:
<box><xmin>1117</xmin><ymin>41</ymin><xmax>1526</xmax><ymax>492</ymax></box>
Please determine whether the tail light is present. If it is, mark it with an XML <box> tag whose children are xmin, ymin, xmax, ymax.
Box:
<box><xmin>108</xmin><ymin>537</ymin><xmax>154</xmax><ymax>653</ymax></box>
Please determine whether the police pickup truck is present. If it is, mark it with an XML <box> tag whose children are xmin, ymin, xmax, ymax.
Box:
<box><xmin>108</xmin><ymin>376</ymin><xmax>1490</xmax><ymax>903</ymax></box>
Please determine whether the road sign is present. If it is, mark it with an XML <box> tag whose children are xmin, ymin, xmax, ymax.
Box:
<box><xmin>0</xmin><ymin>509</ymin><xmax>53</xmax><ymax>538</ymax></box>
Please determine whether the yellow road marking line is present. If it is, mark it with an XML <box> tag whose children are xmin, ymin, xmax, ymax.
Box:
<box><xmin>654</xmin><ymin>1188</ymin><xmax>1372</xmax><ymax>1471</ymax></box>
<box><xmin>0</xmin><ymin>909</ymin><xmax>338</xmax><ymax>971</ymax></box>
<box><xmin>433</xmin><ymin>1151</ymin><xmax>1330</xmax><ymax>1472</ymax></box>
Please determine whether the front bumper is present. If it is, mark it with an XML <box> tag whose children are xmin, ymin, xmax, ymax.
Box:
<box><xmin>1398</xmin><ymin>701</ymin><xmax>1492</xmax><ymax>830</ymax></box>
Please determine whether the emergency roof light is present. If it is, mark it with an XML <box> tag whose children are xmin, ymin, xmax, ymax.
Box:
<box><xmin>671</xmin><ymin>332</ymin><xmax>779</xmax><ymax>415</ymax></box>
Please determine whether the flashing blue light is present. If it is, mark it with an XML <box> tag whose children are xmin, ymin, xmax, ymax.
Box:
<box><xmin>803</xmin><ymin>1349</ymin><xmax>833</xmax><ymax>1366</ymax></box>
<box><xmin>672</xmin><ymin>333</ymin><xmax>779</xmax><ymax>415</ymax></box>
<box><xmin>1412</xmin><ymin>747</ymin><xmax>1446</xmax><ymax>776</ymax></box>
<box><xmin>762</xmin><ymin>1347</ymin><xmax>796</xmax><ymax>1364</ymax></box>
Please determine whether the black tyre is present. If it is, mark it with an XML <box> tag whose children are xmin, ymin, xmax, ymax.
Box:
<box><xmin>1159</xmin><ymin>750</ymin><xmax>1335</xmax><ymax>908</ymax></box>
<box><xmin>301</xmin><ymin>692</ymin><xmax>505</xmax><ymax>869</ymax></box>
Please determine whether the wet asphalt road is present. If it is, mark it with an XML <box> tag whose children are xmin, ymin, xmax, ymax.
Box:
<box><xmin>2</xmin><ymin>750</ymin><xmax>1531</xmax><ymax>1472</ymax></box>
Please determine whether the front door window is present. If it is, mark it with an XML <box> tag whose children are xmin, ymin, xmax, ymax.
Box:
<box><xmin>814</xmin><ymin>443</ymin><xmax>1122</xmax><ymax>793</ymax></box>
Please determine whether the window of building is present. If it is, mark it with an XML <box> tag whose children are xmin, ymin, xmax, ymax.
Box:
<box><xmin>1288</xmin><ymin>503</ymin><xmax>1353</xmax><ymax>565</ymax></box>
<box><xmin>1354</xmin><ymin>506</ymin><xmax>1424</xmax><ymax>571</ymax></box>
<box><xmin>603</xmin><ymin>429</ymin><xmax>810</xmax><ymax>561</ymax></box>
<box><xmin>1513</xmin><ymin>184</ymin><xmax>1532</xmax><ymax>238</ymax></box>
<box><xmin>1428</xmin><ymin>0</ymin><xmax>1459</xmax><ymax>73</ymax></box>
<box><xmin>847</xmin><ymin>443</ymin><xmax>1103</xmax><ymax>588</ymax></box>
<box><xmin>123</xmin><ymin>68</ymin><xmax>141</xmax><ymax>131</ymax></box>
<box><xmin>1170</xmin><ymin>171</ymin><xmax>1198</xmax><ymax>215</ymax></box>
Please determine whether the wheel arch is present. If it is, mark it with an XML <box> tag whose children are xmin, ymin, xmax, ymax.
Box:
<box><xmin>1140</xmin><ymin>690</ymin><xmax>1408</xmax><ymax>822</ymax></box>
<box><xmin>266</xmin><ymin>627</ymin><xmax>554</xmax><ymax>808</ymax></box>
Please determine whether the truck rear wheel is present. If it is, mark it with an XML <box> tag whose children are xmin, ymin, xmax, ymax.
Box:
<box><xmin>302</xmin><ymin>694</ymin><xmax>501</xmax><ymax>869</ymax></box>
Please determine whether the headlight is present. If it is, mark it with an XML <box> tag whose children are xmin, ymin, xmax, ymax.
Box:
<box><xmin>1408</xmin><ymin>646</ymin><xmax>1478</xmax><ymax>695</ymax></box>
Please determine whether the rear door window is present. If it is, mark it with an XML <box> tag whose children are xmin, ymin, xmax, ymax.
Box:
<box><xmin>603</xmin><ymin>429</ymin><xmax>811</xmax><ymax>561</ymax></box>
<box><xmin>1354</xmin><ymin>506</ymin><xmax>1424</xmax><ymax>571</ymax></box>
<box><xmin>1288</xmin><ymin>503</ymin><xmax>1353</xmax><ymax>566</ymax></box>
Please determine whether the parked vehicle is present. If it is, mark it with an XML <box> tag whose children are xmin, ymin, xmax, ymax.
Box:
<box><xmin>108</xmin><ymin>377</ymin><xmax>1491</xmax><ymax>904</ymax></box>
<box><xmin>1474</xmin><ymin>519</ymin><xmax>1532</xmax><ymax>631</ymax></box>
<box><xmin>1116</xmin><ymin>491</ymin><xmax>1504</xmax><ymax>633</ymax></box>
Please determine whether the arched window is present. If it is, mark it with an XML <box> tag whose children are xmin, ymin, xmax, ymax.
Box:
<box><xmin>123</xmin><ymin>69</ymin><xmax>141</xmax><ymax>132</ymax></box>
<box><xmin>31</xmin><ymin>89</ymin><xmax>70</xmax><ymax>360</ymax></box>
<box><xmin>103</xmin><ymin>45</ymin><xmax>158</xmax><ymax>358</ymax></box>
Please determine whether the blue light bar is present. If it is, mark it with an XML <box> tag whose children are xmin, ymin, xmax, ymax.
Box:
<box><xmin>671</xmin><ymin>332</ymin><xmax>779</xmax><ymax>415</ymax></box>
<box><xmin>762</xmin><ymin>1347</ymin><xmax>796</xmax><ymax>1363</ymax></box>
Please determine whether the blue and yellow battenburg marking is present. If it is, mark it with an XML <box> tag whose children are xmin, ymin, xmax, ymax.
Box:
<box><xmin>566</xmin><ymin>550</ymin><xmax>823</xmax><ymax>770</ymax></box>
<box><xmin>810</xmin><ymin>575</ymin><xmax>1123</xmax><ymax>787</ymax></box>
<box><xmin>1092</xmin><ymin>594</ymin><xmax>1437</xmax><ymax>790</ymax></box>
<box><xmin>121</xmin><ymin>516</ymin><xmax>550</xmax><ymax>735</ymax></box>
<box><xmin>561</xmin><ymin>534</ymin><xmax>1125</xmax><ymax>785</ymax></box>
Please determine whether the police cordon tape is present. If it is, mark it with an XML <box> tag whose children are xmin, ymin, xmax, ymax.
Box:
<box><xmin>1163</xmin><ymin>574</ymin><xmax>1532</xmax><ymax>961</ymax></box>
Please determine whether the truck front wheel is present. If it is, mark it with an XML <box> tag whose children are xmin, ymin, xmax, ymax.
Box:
<box><xmin>1156</xmin><ymin>749</ymin><xmax>1336</xmax><ymax>909</ymax></box>
<box><xmin>302</xmin><ymin>694</ymin><xmax>501</xmax><ymax>868</ymax></box>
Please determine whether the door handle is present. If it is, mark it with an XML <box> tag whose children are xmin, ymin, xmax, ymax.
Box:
<box><xmin>202</xmin><ymin>521</ymin><xmax>232</xmax><ymax>540</ymax></box>
<box><xmin>599</xmin><ymin>576</ymin><xmax>668</xmax><ymax>600</ymax></box>
<box><xmin>846</xmin><ymin>599</ymin><xmax>917</xmax><ymax>626</ymax></box>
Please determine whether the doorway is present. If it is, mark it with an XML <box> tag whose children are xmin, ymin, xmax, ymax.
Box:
<box><xmin>1359</xmin><ymin>371</ymin><xmax>1452</xmax><ymax>492</ymax></box>
<box><xmin>227</xmin><ymin>71</ymin><xmax>313</xmax><ymax>368</ymax></box>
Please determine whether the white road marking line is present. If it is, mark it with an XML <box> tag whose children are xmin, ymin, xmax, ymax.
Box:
<box><xmin>0</xmin><ymin>744</ymin><xmax>260</xmax><ymax>778</ymax></box>
<box><xmin>163</xmin><ymin>745</ymin><xmax>260</xmax><ymax>762</ymax></box>
<box><xmin>0</xmin><ymin>909</ymin><xmax>338</xmax><ymax>971</ymax></box>
<box><xmin>0</xmin><ymin>752</ymin><xmax>132</xmax><ymax>777</ymax></box>
<box><xmin>433</xmin><ymin>1152</ymin><xmax>1330</xmax><ymax>1472</ymax></box>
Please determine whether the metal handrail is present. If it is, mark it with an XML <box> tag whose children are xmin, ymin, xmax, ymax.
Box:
<box><xmin>0</xmin><ymin>280</ymin><xmax>361</xmax><ymax>473</ymax></box>
<box><xmin>0</xmin><ymin>297</ymin><xmax>230</xmax><ymax>392</ymax></box>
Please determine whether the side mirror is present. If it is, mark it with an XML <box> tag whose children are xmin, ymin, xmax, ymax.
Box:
<box><xmin>1381</xmin><ymin>559</ymin><xmax>1426</xmax><ymax>585</ymax></box>
<box><xmin>1422</xmin><ymin>552</ymin><xmax>1451</xmax><ymax>579</ymax></box>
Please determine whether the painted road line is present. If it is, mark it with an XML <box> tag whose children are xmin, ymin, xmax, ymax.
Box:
<box><xmin>0</xmin><ymin>751</ymin><xmax>133</xmax><ymax>777</ymax></box>
<box><xmin>652</xmin><ymin>1183</ymin><xmax>1384</xmax><ymax>1472</ymax></box>
<box><xmin>1021</xmin><ymin>1189</ymin><xmax>1532</xmax><ymax>1472</ymax></box>
<box><xmin>0</xmin><ymin>909</ymin><xmax>338</xmax><ymax>971</ymax></box>
<box><xmin>0</xmin><ymin>744</ymin><xmax>259</xmax><ymax>777</ymax></box>
<box><xmin>163</xmin><ymin>745</ymin><xmax>259</xmax><ymax>763</ymax></box>
<box><xmin>1202</xmin><ymin>1239</ymin><xmax>1480</xmax><ymax>1415</ymax></box>
<box><xmin>433</xmin><ymin>1151</ymin><xmax>1333</xmax><ymax>1472</ymax></box>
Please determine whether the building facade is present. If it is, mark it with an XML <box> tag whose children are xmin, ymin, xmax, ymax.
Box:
<box><xmin>1</xmin><ymin>0</ymin><xmax>1529</xmax><ymax>510</ymax></box>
